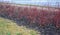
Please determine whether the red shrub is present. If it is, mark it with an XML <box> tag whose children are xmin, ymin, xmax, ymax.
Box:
<box><xmin>0</xmin><ymin>4</ymin><xmax>60</xmax><ymax>29</ymax></box>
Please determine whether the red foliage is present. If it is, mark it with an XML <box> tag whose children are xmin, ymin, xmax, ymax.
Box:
<box><xmin>0</xmin><ymin>4</ymin><xmax>60</xmax><ymax>28</ymax></box>
<box><xmin>53</xmin><ymin>11</ymin><xmax>60</xmax><ymax>28</ymax></box>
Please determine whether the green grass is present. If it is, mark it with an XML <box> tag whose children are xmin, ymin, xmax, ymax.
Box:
<box><xmin>0</xmin><ymin>17</ymin><xmax>40</xmax><ymax>35</ymax></box>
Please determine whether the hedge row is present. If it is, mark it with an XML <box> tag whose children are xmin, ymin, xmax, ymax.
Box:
<box><xmin>0</xmin><ymin>3</ymin><xmax>60</xmax><ymax>29</ymax></box>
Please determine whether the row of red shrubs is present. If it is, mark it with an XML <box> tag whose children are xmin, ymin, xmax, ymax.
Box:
<box><xmin>0</xmin><ymin>4</ymin><xmax>60</xmax><ymax>28</ymax></box>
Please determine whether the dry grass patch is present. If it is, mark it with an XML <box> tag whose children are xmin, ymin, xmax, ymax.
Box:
<box><xmin>0</xmin><ymin>17</ymin><xmax>40</xmax><ymax>35</ymax></box>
